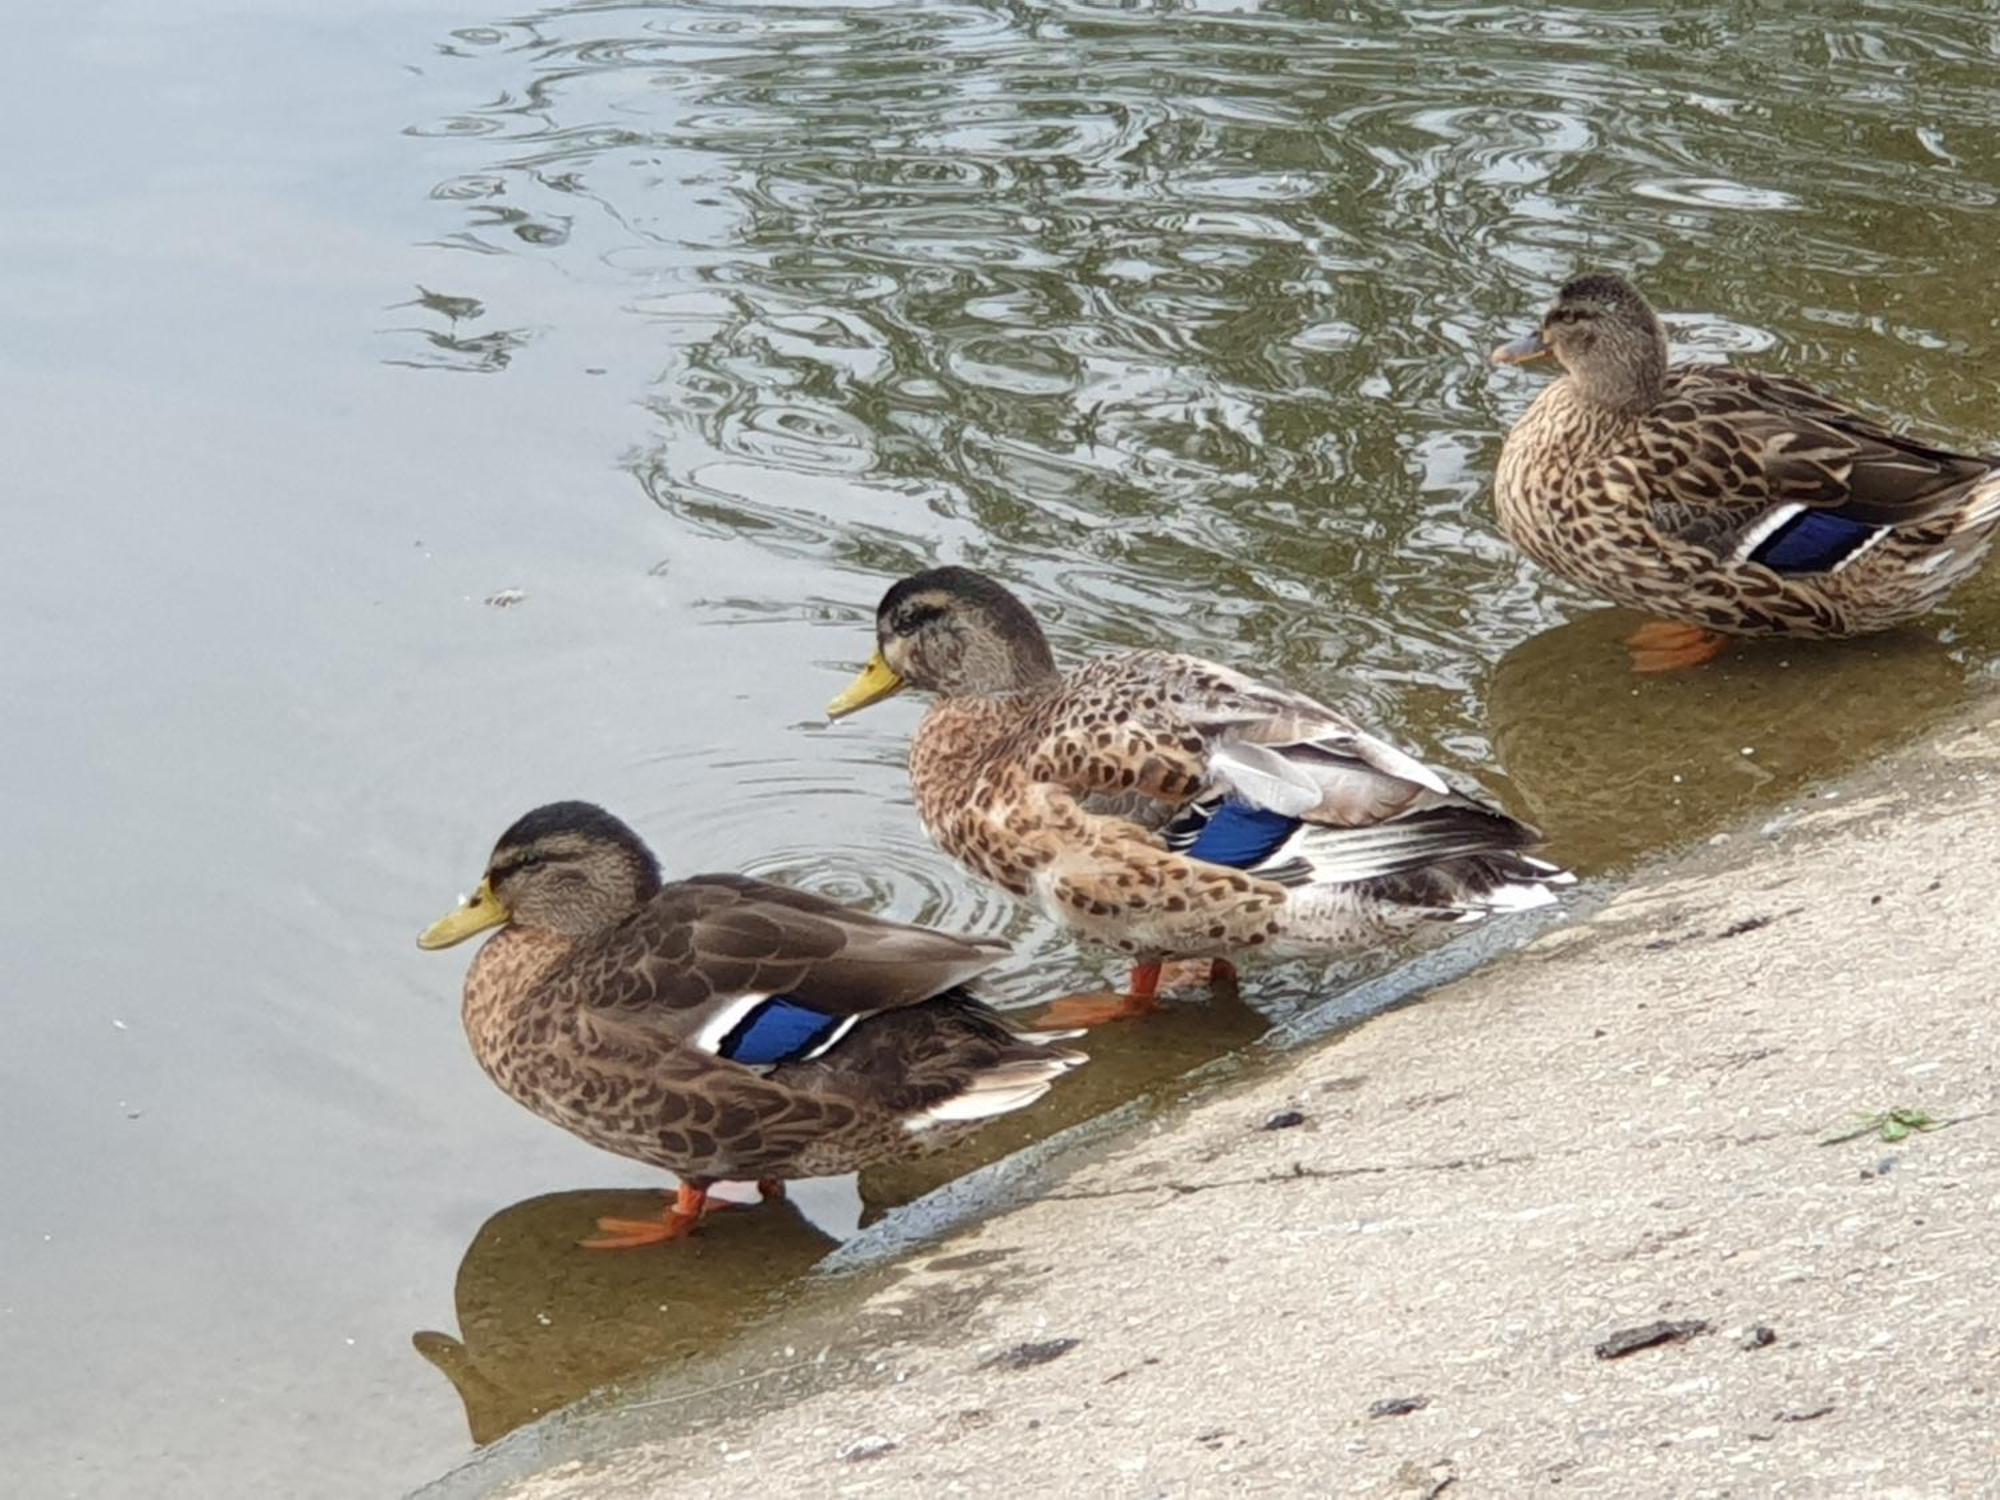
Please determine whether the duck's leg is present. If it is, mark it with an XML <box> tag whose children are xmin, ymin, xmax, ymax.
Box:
<box><xmin>1626</xmin><ymin>620</ymin><xmax>1729</xmax><ymax>673</ymax></box>
<box><xmin>1033</xmin><ymin>959</ymin><xmax>1166</xmax><ymax>1028</ymax></box>
<box><xmin>1160</xmin><ymin>957</ymin><xmax>1239</xmax><ymax>994</ymax></box>
<box><xmin>581</xmin><ymin>1180</ymin><xmax>716</xmax><ymax>1250</ymax></box>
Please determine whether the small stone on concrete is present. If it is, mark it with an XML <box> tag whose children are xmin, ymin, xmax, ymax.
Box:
<box><xmin>978</xmin><ymin>1338</ymin><xmax>1078</xmax><ymax>1372</ymax></box>
<box><xmin>1594</xmin><ymin>1319</ymin><xmax>1710</xmax><ymax>1360</ymax></box>
<box><xmin>837</xmin><ymin>1436</ymin><xmax>896</xmax><ymax>1463</ymax></box>
<box><xmin>1369</xmin><ymin>1394</ymin><xmax>1432</xmax><ymax>1418</ymax></box>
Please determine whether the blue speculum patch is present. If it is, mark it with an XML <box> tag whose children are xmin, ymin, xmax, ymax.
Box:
<box><xmin>1752</xmin><ymin>510</ymin><xmax>1881</xmax><ymax>573</ymax></box>
<box><xmin>718</xmin><ymin>996</ymin><xmax>840</xmax><ymax>1065</ymax></box>
<box><xmin>1186</xmin><ymin>800</ymin><xmax>1301</xmax><ymax>869</ymax></box>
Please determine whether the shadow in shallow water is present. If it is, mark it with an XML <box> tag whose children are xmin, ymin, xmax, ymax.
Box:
<box><xmin>1488</xmin><ymin>607</ymin><xmax>1970</xmax><ymax>874</ymax></box>
<box><xmin>414</xmin><ymin>976</ymin><xmax>1273</xmax><ymax>1444</ymax></box>
<box><xmin>415</xmin><ymin>1189</ymin><xmax>839</xmax><ymax>1446</ymax></box>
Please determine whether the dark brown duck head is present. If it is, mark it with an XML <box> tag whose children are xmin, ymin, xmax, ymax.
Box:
<box><xmin>826</xmin><ymin>566</ymin><xmax>1060</xmax><ymax>718</ymax></box>
<box><xmin>417</xmin><ymin>801</ymin><xmax>663</xmax><ymax>949</ymax></box>
<box><xmin>1493</xmin><ymin>272</ymin><xmax>1670</xmax><ymax>415</ymax></box>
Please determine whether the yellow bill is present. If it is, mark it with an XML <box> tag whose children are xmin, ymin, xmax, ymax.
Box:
<box><xmin>417</xmin><ymin>877</ymin><xmax>509</xmax><ymax>950</ymax></box>
<box><xmin>826</xmin><ymin>650</ymin><xmax>906</xmax><ymax>719</ymax></box>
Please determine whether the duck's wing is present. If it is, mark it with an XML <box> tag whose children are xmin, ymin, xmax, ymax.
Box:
<box><xmin>1640</xmin><ymin>365</ymin><xmax>1998</xmax><ymax>573</ymax></box>
<box><xmin>1032</xmin><ymin>654</ymin><xmax>1548</xmax><ymax>886</ymax></box>
<box><xmin>1026</xmin><ymin>653</ymin><xmax>1443</xmax><ymax>820</ymax></box>
<box><xmin>568</xmin><ymin>876</ymin><xmax>1008</xmax><ymax>1069</ymax></box>
<box><xmin>1149</xmin><ymin>657</ymin><xmax>1550</xmax><ymax>880</ymax></box>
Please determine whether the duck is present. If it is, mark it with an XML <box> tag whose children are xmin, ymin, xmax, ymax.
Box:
<box><xmin>824</xmin><ymin>567</ymin><xmax>1571</xmax><ymax>1026</ymax></box>
<box><xmin>1492</xmin><ymin>271</ymin><xmax>2000</xmax><ymax>671</ymax></box>
<box><xmin>416</xmin><ymin>800</ymin><xmax>1083</xmax><ymax>1248</ymax></box>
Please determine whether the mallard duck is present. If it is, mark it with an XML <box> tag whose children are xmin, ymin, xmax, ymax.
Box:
<box><xmin>417</xmin><ymin>801</ymin><xmax>1082</xmax><ymax>1248</ymax></box>
<box><xmin>1493</xmin><ymin>272</ymin><xmax>2000</xmax><ymax>671</ymax></box>
<box><xmin>825</xmin><ymin>567</ymin><xmax>1571</xmax><ymax>1025</ymax></box>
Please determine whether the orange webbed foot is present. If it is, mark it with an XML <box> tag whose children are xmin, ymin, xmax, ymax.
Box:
<box><xmin>1033</xmin><ymin>961</ymin><xmax>1169</xmax><ymax>1028</ymax></box>
<box><xmin>579</xmin><ymin>1183</ymin><xmax>718</xmax><ymax>1250</ymax></box>
<box><xmin>1033</xmin><ymin>990</ymin><xmax>1168</xmax><ymax>1028</ymax></box>
<box><xmin>1626</xmin><ymin>620</ymin><xmax>1729</xmax><ymax>674</ymax></box>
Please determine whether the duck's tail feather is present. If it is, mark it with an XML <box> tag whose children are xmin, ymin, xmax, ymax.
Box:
<box><xmin>1269</xmin><ymin>805</ymin><xmax>1573</xmax><ymax>940</ymax></box>
<box><xmin>903</xmin><ymin>1054</ymin><xmax>1084</xmax><ymax>1130</ymax></box>
<box><xmin>794</xmin><ymin>990</ymin><xmax>1084</xmax><ymax>1132</ymax></box>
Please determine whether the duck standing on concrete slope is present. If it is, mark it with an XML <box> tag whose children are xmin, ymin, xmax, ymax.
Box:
<box><xmin>826</xmin><ymin>567</ymin><xmax>1571</xmax><ymax>1026</ymax></box>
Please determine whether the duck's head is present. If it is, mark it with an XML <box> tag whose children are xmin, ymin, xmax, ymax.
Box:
<box><xmin>417</xmin><ymin>801</ymin><xmax>662</xmax><ymax>949</ymax></box>
<box><xmin>826</xmin><ymin>565</ymin><xmax>1059</xmax><ymax>718</ymax></box>
<box><xmin>1493</xmin><ymin>272</ymin><xmax>1669</xmax><ymax>413</ymax></box>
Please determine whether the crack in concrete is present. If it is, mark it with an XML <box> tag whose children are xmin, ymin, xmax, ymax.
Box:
<box><xmin>1045</xmin><ymin>1151</ymin><xmax>1539</xmax><ymax>1203</ymax></box>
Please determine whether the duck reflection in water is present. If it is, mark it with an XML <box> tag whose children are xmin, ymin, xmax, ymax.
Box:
<box><xmin>414</xmin><ymin>1187</ymin><xmax>838</xmax><ymax>1445</ymax></box>
<box><xmin>414</xmin><ymin>975</ymin><xmax>1275</xmax><ymax>1443</ymax></box>
<box><xmin>1486</xmin><ymin>607</ymin><xmax>1966</xmax><ymax>874</ymax></box>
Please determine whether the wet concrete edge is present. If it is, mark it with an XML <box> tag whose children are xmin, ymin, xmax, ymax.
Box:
<box><xmin>411</xmin><ymin>688</ymin><xmax>1995</xmax><ymax>1500</ymax></box>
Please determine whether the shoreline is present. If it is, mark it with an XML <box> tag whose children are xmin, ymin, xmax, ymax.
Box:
<box><xmin>421</xmin><ymin>700</ymin><xmax>2000</xmax><ymax>1498</ymax></box>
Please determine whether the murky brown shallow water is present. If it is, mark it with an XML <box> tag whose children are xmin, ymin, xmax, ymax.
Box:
<box><xmin>8</xmin><ymin>1</ymin><xmax>2000</xmax><ymax>1494</ymax></box>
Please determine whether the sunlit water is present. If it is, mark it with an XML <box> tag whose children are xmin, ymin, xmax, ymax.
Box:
<box><xmin>8</xmin><ymin>1</ymin><xmax>2000</xmax><ymax>1494</ymax></box>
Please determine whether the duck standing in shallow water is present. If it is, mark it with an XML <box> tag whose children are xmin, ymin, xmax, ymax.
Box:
<box><xmin>826</xmin><ymin>567</ymin><xmax>1571</xmax><ymax>1026</ymax></box>
<box><xmin>418</xmin><ymin>801</ymin><xmax>1082</xmax><ymax>1247</ymax></box>
<box><xmin>1493</xmin><ymin>272</ymin><xmax>2000</xmax><ymax>671</ymax></box>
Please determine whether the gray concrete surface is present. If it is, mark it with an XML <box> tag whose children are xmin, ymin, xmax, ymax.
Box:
<box><xmin>425</xmin><ymin>710</ymin><xmax>2000</xmax><ymax>1499</ymax></box>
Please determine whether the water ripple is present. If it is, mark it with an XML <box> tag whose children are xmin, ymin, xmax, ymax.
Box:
<box><xmin>408</xmin><ymin>0</ymin><xmax>2000</xmax><ymax>883</ymax></box>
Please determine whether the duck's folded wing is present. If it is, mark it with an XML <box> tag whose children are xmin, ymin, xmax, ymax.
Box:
<box><xmin>1026</xmin><ymin>654</ymin><xmax>1449</xmax><ymax>820</ymax></box>
<box><xmin>1646</xmin><ymin>368</ymin><xmax>1997</xmax><ymax>571</ymax></box>
<box><xmin>572</xmin><ymin>876</ymin><xmax>1008</xmax><ymax>1067</ymax></box>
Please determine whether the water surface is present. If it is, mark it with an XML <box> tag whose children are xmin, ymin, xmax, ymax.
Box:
<box><xmin>8</xmin><ymin>1</ymin><xmax>2000</xmax><ymax>1494</ymax></box>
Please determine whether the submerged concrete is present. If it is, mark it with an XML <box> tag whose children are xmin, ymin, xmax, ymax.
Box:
<box><xmin>426</xmin><ymin>708</ymin><xmax>2000</xmax><ymax>1499</ymax></box>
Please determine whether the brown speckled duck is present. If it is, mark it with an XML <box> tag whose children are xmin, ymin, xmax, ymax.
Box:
<box><xmin>417</xmin><ymin>801</ymin><xmax>1082</xmax><ymax>1248</ymax></box>
<box><xmin>825</xmin><ymin>567</ymin><xmax>1571</xmax><ymax>1026</ymax></box>
<box><xmin>1493</xmin><ymin>272</ymin><xmax>2000</xmax><ymax>671</ymax></box>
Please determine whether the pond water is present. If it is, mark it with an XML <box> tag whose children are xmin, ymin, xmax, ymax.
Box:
<box><xmin>8</xmin><ymin>1</ymin><xmax>2000</xmax><ymax>1494</ymax></box>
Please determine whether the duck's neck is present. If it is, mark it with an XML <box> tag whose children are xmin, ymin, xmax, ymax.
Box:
<box><xmin>1570</xmin><ymin>324</ymin><xmax>1669</xmax><ymax>417</ymax></box>
<box><xmin>462</xmin><ymin>926</ymin><xmax>576</xmax><ymax>1073</ymax></box>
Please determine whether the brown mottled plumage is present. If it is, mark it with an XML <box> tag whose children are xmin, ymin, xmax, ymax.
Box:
<box><xmin>1493</xmin><ymin>273</ymin><xmax>2000</xmax><ymax>655</ymax></box>
<box><xmin>418</xmin><ymin>802</ymin><xmax>1081</xmax><ymax>1245</ymax></box>
<box><xmin>826</xmin><ymin>569</ymin><xmax>1570</xmax><ymax>1015</ymax></box>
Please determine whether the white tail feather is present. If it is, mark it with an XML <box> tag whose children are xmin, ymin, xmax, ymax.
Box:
<box><xmin>902</xmin><ymin>1051</ymin><xmax>1085</xmax><ymax>1132</ymax></box>
<box><xmin>1475</xmin><ymin>879</ymin><xmax>1563</xmax><ymax>913</ymax></box>
<box><xmin>905</xmin><ymin>1077</ymin><xmax>1053</xmax><ymax>1130</ymax></box>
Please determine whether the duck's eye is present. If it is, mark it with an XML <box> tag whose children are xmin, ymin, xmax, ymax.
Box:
<box><xmin>893</xmin><ymin>604</ymin><xmax>944</xmax><ymax>636</ymax></box>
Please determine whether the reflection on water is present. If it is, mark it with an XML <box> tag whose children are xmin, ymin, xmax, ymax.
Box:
<box><xmin>1490</xmin><ymin>609</ymin><xmax>1972</xmax><ymax>873</ymax></box>
<box><xmin>416</xmin><ymin>979</ymin><xmax>1273</xmax><ymax>1443</ymax></box>
<box><xmin>855</xmin><ymin>979</ymin><xmax>1273</xmax><ymax>1220</ymax></box>
<box><xmin>412</xmin><ymin>0</ymin><xmax>2000</xmax><ymax>754</ymax></box>
<box><xmin>415</xmin><ymin>1189</ymin><xmax>837</xmax><ymax>1445</ymax></box>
